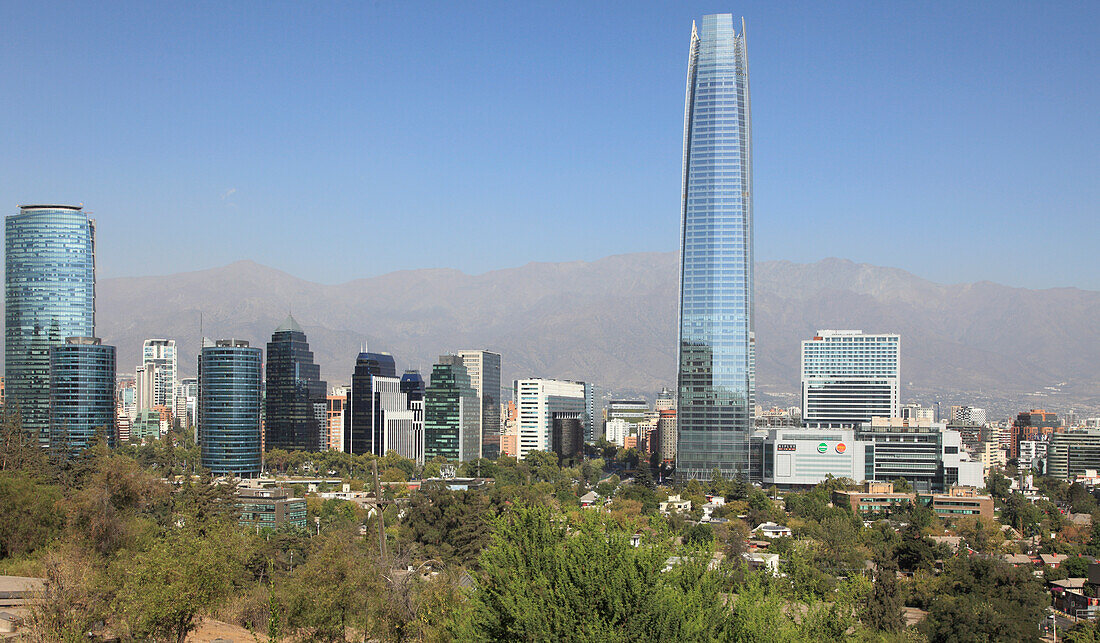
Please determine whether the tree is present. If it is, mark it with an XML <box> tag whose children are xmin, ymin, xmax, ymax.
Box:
<box><xmin>1065</xmin><ymin>555</ymin><xmax>1091</xmax><ymax>578</ymax></box>
<box><xmin>864</xmin><ymin>554</ymin><xmax>904</xmax><ymax>632</ymax></box>
<box><xmin>114</xmin><ymin>521</ymin><xmax>248</xmax><ymax>643</ymax></box>
<box><xmin>400</xmin><ymin>483</ymin><xmax>493</xmax><ymax>565</ymax></box>
<box><xmin>891</xmin><ymin>477</ymin><xmax>913</xmax><ymax>493</ymax></box>
<box><xmin>450</xmin><ymin>505</ymin><xmax>737</xmax><ymax>641</ymax></box>
<box><xmin>895</xmin><ymin>526</ymin><xmax>936</xmax><ymax>573</ymax></box>
<box><xmin>920</xmin><ymin>555</ymin><xmax>1049</xmax><ymax>643</ymax></box>
<box><xmin>684</xmin><ymin>523</ymin><xmax>714</xmax><ymax>547</ymax></box>
<box><xmin>986</xmin><ymin>469</ymin><xmax>1011</xmax><ymax>500</ymax></box>
<box><xmin>0</xmin><ymin>471</ymin><xmax>63</xmax><ymax>557</ymax></box>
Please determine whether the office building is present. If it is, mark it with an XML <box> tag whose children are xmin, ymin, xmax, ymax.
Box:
<box><xmin>900</xmin><ymin>403</ymin><xmax>934</xmax><ymax>423</ymax></box>
<box><xmin>552</xmin><ymin>411</ymin><xmax>584</xmax><ymax>463</ymax></box>
<box><xmin>384</xmin><ymin>370</ymin><xmax>427</xmax><ymax>463</ymax></box>
<box><xmin>676</xmin><ymin>14</ymin><xmax>755</xmax><ymax>481</ymax></box>
<box><xmin>658</xmin><ymin>409</ymin><xmax>677</xmax><ymax>464</ymax></box>
<box><xmin>456</xmin><ymin>350</ymin><xmax>502</xmax><ymax>459</ymax></box>
<box><xmin>48</xmin><ymin>337</ymin><xmax>115</xmax><ymax>454</ymax></box>
<box><xmin>199</xmin><ymin>340</ymin><xmax>262</xmax><ymax>478</ymax></box>
<box><xmin>655</xmin><ymin>388</ymin><xmax>676</xmax><ymax>412</ymax></box>
<box><xmin>950</xmin><ymin>406</ymin><xmax>987</xmax><ymax>426</ymax></box>
<box><xmin>137</xmin><ymin>339</ymin><xmax>177</xmax><ymax>411</ymax></box>
<box><xmin>513</xmin><ymin>378</ymin><xmax>589</xmax><ymax>459</ymax></box>
<box><xmin>237</xmin><ymin>487</ymin><xmax>307</xmax><ymax>531</ymax></box>
<box><xmin>264</xmin><ymin>316</ymin><xmax>327</xmax><ymax>451</ymax></box>
<box><xmin>1018</xmin><ymin>440</ymin><xmax>1047</xmax><ymax>473</ymax></box>
<box><xmin>326</xmin><ymin>387</ymin><xmax>347</xmax><ymax>452</ymax></box>
<box><xmin>755</xmin><ymin>428</ymin><xmax>863</xmax><ymax>488</ymax></box>
<box><xmin>605</xmin><ymin>417</ymin><xmax>631</xmax><ymax>447</ymax></box>
<box><xmin>857</xmin><ymin>418</ymin><xmax>982</xmax><ymax>493</ymax></box>
<box><xmin>801</xmin><ymin>330</ymin><xmax>900</xmax><ymax>428</ymax></box>
<box><xmin>607</xmin><ymin>400</ymin><xmax>649</xmax><ymax>424</ymax></box>
<box><xmin>130</xmin><ymin>409</ymin><xmax>163</xmax><ymax>442</ymax></box>
<box><xmin>1048</xmin><ymin>430</ymin><xmax>1100</xmax><ymax>480</ymax></box>
<box><xmin>1010</xmin><ymin>409</ymin><xmax>1061</xmax><ymax>459</ymax></box>
<box><xmin>344</xmin><ymin>352</ymin><xmax>397</xmax><ymax>455</ymax></box>
<box><xmin>5</xmin><ymin>205</ymin><xmax>96</xmax><ymax>446</ymax></box>
<box><xmin>424</xmin><ymin>355</ymin><xmax>479</xmax><ymax>461</ymax></box>
<box><xmin>175</xmin><ymin>377</ymin><xmax>198</xmax><ymax>435</ymax></box>
<box><xmin>833</xmin><ymin>482</ymin><xmax>993</xmax><ymax>520</ymax></box>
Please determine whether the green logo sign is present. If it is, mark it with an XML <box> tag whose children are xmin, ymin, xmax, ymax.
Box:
<box><xmin>817</xmin><ymin>442</ymin><xmax>828</xmax><ymax>453</ymax></box>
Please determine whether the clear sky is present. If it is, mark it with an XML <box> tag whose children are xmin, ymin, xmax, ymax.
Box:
<box><xmin>2</xmin><ymin>1</ymin><xmax>1096</xmax><ymax>289</ymax></box>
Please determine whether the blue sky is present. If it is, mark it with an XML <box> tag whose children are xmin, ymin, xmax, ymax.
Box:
<box><xmin>1</xmin><ymin>1</ymin><xmax>1096</xmax><ymax>289</ymax></box>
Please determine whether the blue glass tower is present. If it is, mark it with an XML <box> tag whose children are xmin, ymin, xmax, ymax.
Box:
<box><xmin>344</xmin><ymin>351</ymin><xmax>397</xmax><ymax>455</ymax></box>
<box><xmin>265</xmin><ymin>316</ymin><xmax>327</xmax><ymax>451</ymax></box>
<box><xmin>199</xmin><ymin>340</ymin><xmax>262</xmax><ymax>478</ymax></box>
<box><xmin>49</xmin><ymin>337</ymin><xmax>116</xmax><ymax>455</ymax></box>
<box><xmin>676</xmin><ymin>15</ymin><xmax>755</xmax><ymax>480</ymax></box>
<box><xmin>5</xmin><ymin>205</ymin><xmax>96</xmax><ymax>446</ymax></box>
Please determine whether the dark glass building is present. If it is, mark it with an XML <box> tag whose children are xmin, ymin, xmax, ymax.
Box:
<box><xmin>423</xmin><ymin>355</ymin><xmax>479</xmax><ymax>462</ymax></box>
<box><xmin>264</xmin><ymin>316</ymin><xmax>327</xmax><ymax>451</ymax></box>
<box><xmin>676</xmin><ymin>15</ymin><xmax>756</xmax><ymax>480</ymax></box>
<box><xmin>400</xmin><ymin>369</ymin><xmax>425</xmax><ymax>404</ymax></box>
<box><xmin>49</xmin><ymin>337</ymin><xmax>115</xmax><ymax>455</ymax></box>
<box><xmin>344</xmin><ymin>351</ymin><xmax>397</xmax><ymax>455</ymax></box>
<box><xmin>5</xmin><ymin>205</ymin><xmax>96</xmax><ymax>446</ymax></box>
<box><xmin>199</xmin><ymin>340</ymin><xmax>262</xmax><ymax>478</ymax></box>
<box><xmin>551</xmin><ymin>411</ymin><xmax>584</xmax><ymax>465</ymax></box>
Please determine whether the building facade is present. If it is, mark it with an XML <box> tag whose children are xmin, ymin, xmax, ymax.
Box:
<box><xmin>344</xmin><ymin>352</ymin><xmax>397</xmax><ymax>455</ymax></box>
<box><xmin>237</xmin><ymin>487</ymin><xmax>307</xmax><ymax>531</ymax></box>
<box><xmin>48</xmin><ymin>337</ymin><xmax>115</xmax><ymax>454</ymax></box>
<box><xmin>424</xmin><ymin>355</ymin><xmax>479</xmax><ymax>461</ymax></box>
<box><xmin>513</xmin><ymin>378</ymin><xmax>589</xmax><ymax>459</ymax></box>
<box><xmin>801</xmin><ymin>330</ymin><xmax>900</xmax><ymax>428</ymax></box>
<box><xmin>1048</xmin><ymin>430</ymin><xmax>1100</xmax><ymax>480</ymax></box>
<box><xmin>5</xmin><ymin>205</ymin><xmax>96</xmax><ymax>446</ymax></box>
<box><xmin>138</xmin><ymin>339</ymin><xmax>177</xmax><ymax>411</ymax></box>
<box><xmin>676</xmin><ymin>14</ymin><xmax>755</xmax><ymax>480</ymax></box>
<box><xmin>199</xmin><ymin>340</ymin><xmax>262</xmax><ymax>478</ymax></box>
<box><xmin>326</xmin><ymin>388</ymin><xmax>347</xmax><ymax>452</ymax></box>
<box><xmin>264</xmin><ymin>316</ymin><xmax>327</xmax><ymax>451</ymax></box>
<box><xmin>456</xmin><ymin>350</ymin><xmax>502</xmax><ymax>460</ymax></box>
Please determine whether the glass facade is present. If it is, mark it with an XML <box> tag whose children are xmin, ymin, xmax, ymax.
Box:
<box><xmin>5</xmin><ymin>205</ymin><xmax>96</xmax><ymax>446</ymax></box>
<box><xmin>49</xmin><ymin>337</ymin><xmax>115</xmax><ymax>455</ymax></box>
<box><xmin>676</xmin><ymin>15</ymin><xmax>755</xmax><ymax>480</ymax></box>
<box><xmin>199</xmin><ymin>340</ymin><xmax>262</xmax><ymax>477</ymax></box>
<box><xmin>264</xmin><ymin>316</ymin><xmax>327</xmax><ymax>451</ymax></box>
<box><xmin>344</xmin><ymin>352</ymin><xmax>397</xmax><ymax>455</ymax></box>
<box><xmin>457</xmin><ymin>350</ymin><xmax>502</xmax><ymax>460</ymax></box>
<box><xmin>424</xmin><ymin>355</ymin><xmax>478</xmax><ymax>462</ymax></box>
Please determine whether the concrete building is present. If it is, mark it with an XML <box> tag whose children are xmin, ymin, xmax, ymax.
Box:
<box><xmin>605</xmin><ymin>417</ymin><xmax>631</xmax><ymax>447</ymax></box>
<box><xmin>833</xmin><ymin>482</ymin><xmax>993</xmax><ymax>519</ymax></box>
<box><xmin>658</xmin><ymin>409</ymin><xmax>677</xmax><ymax>465</ymax></box>
<box><xmin>801</xmin><ymin>330</ymin><xmax>900</xmax><ymax>428</ymax></box>
<box><xmin>900</xmin><ymin>403</ymin><xmax>935</xmax><ymax>423</ymax></box>
<box><xmin>950</xmin><ymin>406</ymin><xmax>988</xmax><ymax>426</ymax></box>
<box><xmin>513</xmin><ymin>378</ymin><xmax>589</xmax><ymax>459</ymax></box>
<box><xmin>137</xmin><ymin>339</ymin><xmax>177</xmax><ymax>412</ymax></box>
<box><xmin>326</xmin><ymin>387</ymin><xmax>348</xmax><ymax>452</ymax></box>
<box><xmin>754</xmin><ymin>428</ymin><xmax>863</xmax><ymax>488</ymax></box>
<box><xmin>456</xmin><ymin>350</ymin><xmax>502</xmax><ymax>459</ymax></box>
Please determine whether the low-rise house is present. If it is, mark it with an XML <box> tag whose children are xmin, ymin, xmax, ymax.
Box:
<box><xmin>743</xmin><ymin>552</ymin><xmax>780</xmax><ymax>575</ymax></box>
<box><xmin>930</xmin><ymin>536</ymin><xmax>963</xmax><ymax>553</ymax></box>
<box><xmin>753</xmin><ymin>522</ymin><xmax>792</xmax><ymax>538</ymax></box>
<box><xmin>1070</xmin><ymin>513</ymin><xmax>1093</xmax><ymax>527</ymax></box>
<box><xmin>1003</xmin><ymin>553</ymin><xmax>1036</xmax><ymax>567</ymax></box>
<box><xmin>659</xmin><ymin>494</ymin><xmax>692</xmax><ymax>514</ymax></box>
<box><xmin>1041</xmin><ymin>553</ymin><xmax>1069</xmax><ymax>568</ymax></box>
<box><xmin>580</xmin><ymin>491</ymin><xmax>600</xmax><ymax>507</ymax></box>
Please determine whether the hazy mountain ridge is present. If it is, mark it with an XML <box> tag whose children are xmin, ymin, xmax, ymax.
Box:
<box><xmin>24</xmin><ymin>253</ymin><xmax>1099</xmax><ymax>413</ymax></box>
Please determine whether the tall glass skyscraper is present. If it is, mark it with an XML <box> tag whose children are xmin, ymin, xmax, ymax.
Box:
<box><xmin>424</xmin><ymin>355</ymin><xmax>479</xmax><ymax>462</ymax></box>
<box><xmin>5</xmin><ymin>205</ymin><xmax>96</xmax><ymax>446</ymax></box>
<box><xmin>199</xmin><ymin>340</ymin><xmax>262</xmax><ymax>478</ymax></box>
<box><xmin>265</xmin><ymin>316</ymin><xmax>327</xmax><ymax>451</ymax></box>
<box><xmin>676</xmin><ymin>15</ymin><xmax>755</xmax><ymax>481</ymax></box>
<box><xmin>344</xmin><ymin>351</ymin><xmax>397</xmax><ymax>455</ymax></box>
<box><xmin>49</xmin><ymin>336</ymin><xmax>116</xmax><ymax>454</ymax></box>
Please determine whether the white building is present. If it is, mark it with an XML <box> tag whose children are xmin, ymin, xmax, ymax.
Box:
<box><xmin>385</xmin><ymin>400</ymin><xmax>424</xmax><ymax>465</ymax></box>
<box><xmin>513</xmin><ymin>378</ymin><xmax>589</xmax><ymax>459</ymax></box>
<box><xmin>605</xmin><ymin>417</ymin><xmax>631</xmax><ymax>447</ymax></box>
<box><xmin>950</xmin><ymin>406</ymin><xmax>988</xmax><ymax>426</ymax></box>
<box><xmin>137</xmin><ymin>339</ymin><xmax>177</xmax><ymax>411</ymax></box>
<box><xmin>1018</xmin><ymin>440</ymin><xmax>1048</xmax><ymax>472</ymax></box>
<box><xmin>456</xmin><ymin>350</ymin><xmax>502</xmax><ymax>459</ymax></box>
<box><xmin>801</xmin><ymin>330</ymin><xmax>900</xmax><ymax>428</ymax></box>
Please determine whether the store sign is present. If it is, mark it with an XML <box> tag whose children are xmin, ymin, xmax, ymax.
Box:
<box><xmin>777</xmin><ymin>443</ymin><xmax>796</xmax><ymax>452</ymax></box>
<box><xmin>835</xmin><ymin>443</ymin><xmax>847</xmax><ymax>454</ymax></box>
<box><xmin>817</xmin><ymin>442</ymin><xmax>828</xmax><ymax>453</ymax></box>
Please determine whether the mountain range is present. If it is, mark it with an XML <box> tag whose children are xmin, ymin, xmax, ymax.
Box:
<box><xmin>58</xmin><ymin>253</ymin><xmax>1100</xmax><ymax>418</ymax></box>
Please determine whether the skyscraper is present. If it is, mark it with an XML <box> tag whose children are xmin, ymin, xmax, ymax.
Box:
<box><xmin>801</xmin><ymin>330</ymin><xmax>900</xmax><ymax>428</ymax></box>
<box><xmin>676</xmin><ymin>15</ymin><xmax>755</xmax><ymax>480</ymax></box>
<box><xmin>199</xmin><ymin>339</ymin><xmax>262</xmax><ymax>478</ymax></box>
<box><xmin>424</xmin><ymin>355</ymin><xmax>479</xmax><ymax>462</ymax></box>
<box><xmin>49</xmin><ymin>336</ymin><xmax>116</xmax><ymax>454</ymax></box>
<box><xmin>512</xmin><ymin>378</ymin><xmax>589</xmax><ymax>460</ymax></box>
<box><xmin>344</xmin><ymin>351</ymin><xmax>397</xmax><ymax>455</ymax></box>
<box><xmin>456</xmin><ymin>350</ymin><xmax>502</xmax><ymax>459</ymax></box>
<box><xmin>264</xmin><ymin>316</ymin><xmax>327</xmax><ymax>451</ymax></box>
<box><xmin>137</xmin><ymin>339</ymin><xmax>177</xmax><ymax>411</ymax></box>
<box><xmin>5</xmin><ymin>205</ymin><xmax>96</xmax><ymax>446</ymax></box>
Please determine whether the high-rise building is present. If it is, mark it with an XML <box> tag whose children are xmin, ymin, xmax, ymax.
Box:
<box><xmin>658</xmin><ymin>409</ymin><xmax>677</xmax><ymax>464</ymax></box>
<box><xmin>551</xmin><ymin>411</ymin><xmax>584</xmax><ymax>463</ymax></box>
<box><xmin>384</xmin><ymin>370</ymin><xmax>427</xmax><ymax>463</ymax></box>
<box><xmin>344</xmin><ymin>352</ymin><xmax>397</xmax><ymax>455</ymax></box>
<box><xmin>1048</xmin><ymin>430</ymin><xmax>1100</xmax><ymax>480</ymax></box>
<box><xmin>326</xmin><ymin>387</ymin><xmax>348</xmax><ymax>452</ymax></box>
<box><xmin>949</xmin><ymin>405</ymin><xmax>987</xmax><ymax>426</ymax></box>
<box><xmin>655</xmin><ymin>388</ymin><xmax>676</xmax><ymax>412</ymax></box>
<box><xmin>175</xmin><ymin>377</ymin><xmax>198</xmax><ymax>436</ymax></box>
<box><xmin>456</xmin><ymin>350</ymin><xmax>502</xmax><ymax>459</ymax></box>
<box><xmin>513</xmin><ymin>378</ymin><xmax>589</xmax><ymax>459</ymax></box>
<box><xmin>199</xmin><ymin>340</ymin><xmax>262</xmax><ymax>478</ymax></box>
<box><xmin>5</xmin><ymin>205</ymin><xmax>96</xmax><ymax>446</ymax></box>
<box><xmin>264</xmin><ymin>316</ymin><xmax>327</xmax><ymax>451</ymax></box>
<box><xmin>49</xmin><ymin>337</ymin><xmax>116</xmax><ymax>454</ymax></box>
<box><xmin>801</xmin><ymin>330</ymin><xmax>901</xmax><ymax>429</ymax></box>
<box><xmin>138</xmin><ymin>339</ymin><xmax>177</xmax><ymax>411</ymax></box>
<box><xmin>424</xmin><ymin>355</ymin><xmax>479</xmax><ymax>461</ymax></box>
<box><xmin>676</xmin><ymin>15</ymin><xmax>755</xmax><ymax>481</ymax></box>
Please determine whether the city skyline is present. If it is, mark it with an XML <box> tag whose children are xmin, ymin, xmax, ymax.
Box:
<box><xmin>1</xmin><ymin>3</ymin><xmax>1096</xmax><ymax>290</ymax></box>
